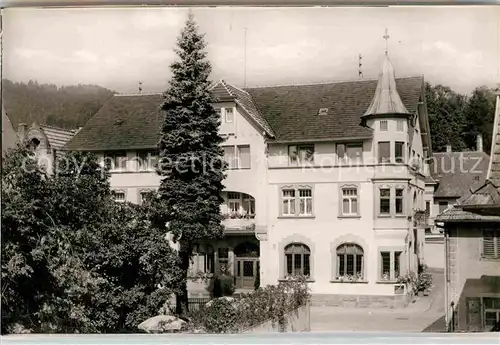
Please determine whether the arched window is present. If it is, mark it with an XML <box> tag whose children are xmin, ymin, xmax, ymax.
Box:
<box><xmin>284</xmin><ymin>243</ymin><xmax>311</xmax><ymax>277</ymax></box>
<box><xmin>336</xmin><ymin>243</ymin><xmax>364</xmax><ymax>279</ymax></box>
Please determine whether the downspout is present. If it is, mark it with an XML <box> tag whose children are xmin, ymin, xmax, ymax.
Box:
<box><xmin>443</xmin><ymin>224</ymin><xmax>450</xmax><ymax>332</ymax></box>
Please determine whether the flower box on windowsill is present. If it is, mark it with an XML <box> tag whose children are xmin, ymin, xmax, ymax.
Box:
<box><xmin>278</xmin><ymin>277</ymin><xmax>315</xmax><ymax>283</ymax></box>
<box><xmin>332</xmin><ymin>274</ymin><xmax>365</xmax><ymax>283</ymax></box>
<box><xmin>222</xmin><ymin>214</ymin><xmax>256</xmax><ymax>233</ymax></box>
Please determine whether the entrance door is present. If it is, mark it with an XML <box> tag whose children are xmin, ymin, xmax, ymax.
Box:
<box><xmin>236</xmin><ymin>258</ymin><xmax>258</xmax><ymax>289</ymax></box>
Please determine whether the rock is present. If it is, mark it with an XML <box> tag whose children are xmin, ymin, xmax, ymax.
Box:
<box><xmin>205</xmin><ymin>296</ymin><xmax>237</xmax><ymax>308</ymax></box>
<box><xmin>138</xmin><ymin>315</ymin><xmax>186</xmax><ymax>333</ymax></box>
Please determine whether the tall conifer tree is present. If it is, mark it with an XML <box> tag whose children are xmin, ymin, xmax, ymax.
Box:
<box><xmin>156</xmin><ymin>12</ymin><xmax>226</xmax><ymax>314</ymax></box>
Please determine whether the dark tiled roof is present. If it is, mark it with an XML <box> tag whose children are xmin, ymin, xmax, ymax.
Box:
<box><xmin>459</xmin><ymin>180</ymin><xmax>500</xmax><ymax>207</ymax></box>
<box><xmin>65</xmin><ymin>77</ymin><xmax>423</xmax><ymax>151</ymax></box>
<box><xmin>246</xmin><ymin>77</ymin><xmax>423</xmax><ymax>142</ymax></box>
<box><xmin>65</xmin><ymin>94</ymin><xmax>164</xmax><ymax>151</ymax></box>
<box><xmin>436</xmin><ymin>206</ymin><xmax>500</xmax><ymax>222</ymax></box>
<box><xmin>431</xmin><ymin>151</ymin><xmax>490</xmax><ymax>198</ymax></box>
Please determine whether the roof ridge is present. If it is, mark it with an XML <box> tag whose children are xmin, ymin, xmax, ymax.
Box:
<box><xmin>244</xmin><ymin>75</ymin><xmax>423</xmax><ymax>90</ymax></box>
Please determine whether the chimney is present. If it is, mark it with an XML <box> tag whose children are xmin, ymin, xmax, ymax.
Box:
<box><xmin>18</xmin><ymin>123</ymin><xmax>27</xmax><ymax>141</ymax></box>
<box><xmin>476</xmin><ymin>133</ymin><xmax>483</xmax><ymax>152</ymax></box>
<box><xmin>446</xmin><ymin>145</ymin><xmax>452</xmax><ymax>153</ymax></box>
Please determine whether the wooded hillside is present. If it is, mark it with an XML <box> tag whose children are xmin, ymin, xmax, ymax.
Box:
<box><xmin>2</xmin><ymin>79</ymin><xmax>115</xmax><ymax>130</ymax></box>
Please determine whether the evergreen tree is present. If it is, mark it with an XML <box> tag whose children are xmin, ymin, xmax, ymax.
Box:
<box><xmin>155</xmin><ymin>12</ymin><xmax>226</xmax><ymax>314</ymax></box>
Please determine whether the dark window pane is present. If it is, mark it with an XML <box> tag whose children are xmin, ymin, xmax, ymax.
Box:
<box><xmin>338</xmin><ymin>254</ymin><xmax>345</xmax><ymax>276</ymax></box>
<box><xmin>346</xmin><ymin>254</ymin><xmax>354</xmax><ymax>275</ymax></box>
<box><xmin>286</xmin><ymin>254</ymin><xmax>293</xmax><ymax>275</ymax></box>
<box><xmin>303</xmin><ymin>254</ymin><xmax>310</xmax><ymax>276</ymax></box>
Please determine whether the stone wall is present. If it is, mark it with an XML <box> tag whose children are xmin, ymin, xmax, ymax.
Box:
<box><xmin>310</xmin><ymin>293</ymin><xmax>411</xmax><ymax>309</ymax></box>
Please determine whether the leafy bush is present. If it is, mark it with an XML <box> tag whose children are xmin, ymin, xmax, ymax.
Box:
<box><xmin>190</xmin><ymin>276</ymin><xmax>310</xmax><ymax>333</ymax></box>
<box><xmin>212</xmin><ymin>275</ymin><xmax>234</xmax><ymax>298</ymax></box>
<box><xmin>254</xmin><ymin>268</ymin><xmax>260</xmax><ymax>291</ymax></box>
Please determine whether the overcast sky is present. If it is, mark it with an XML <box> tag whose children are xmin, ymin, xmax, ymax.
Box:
<box><xmin>2</xmin><ymin>6</ymin><xmax>499</xmax><ymax>94</ymax></box>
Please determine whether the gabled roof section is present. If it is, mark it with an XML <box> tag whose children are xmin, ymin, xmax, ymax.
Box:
<box><xmin>362</xmin><ymin>54</ymin><xmax>410</xmax><ymax>118</ymax></box>
<box><xmin>431</xmin><ymin>151</ymin><xmax>490</xmax><ymax>198</ymax></box>
<box><xmin>36</xmin><ymin>124</ymin><xmax>78</xmax><ymax>151</ymax></box>
<box><xmin>487</xmin><ymin>91</ymin><xmax>500</xmax><ymax>186</ymax></box>
<box><xmin>210</xmin><ymin>80</ymin><xmax>275</xmax><ymax>137</ymax></box>
<box><xmin>65</xmin><ymin>93</ymin><xmax>164</xmax><ymax>151</ymax></box>
<box><xmin>246</xmin><ymin>76</ymin><xmax>422</xmax><ymax>142</ymax></box>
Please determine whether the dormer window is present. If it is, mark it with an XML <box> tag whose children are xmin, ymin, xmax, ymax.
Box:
<box><xmin>318</xmin><ymin>108</ymin><xmax>329</xmax><ymax>116</ymax></box>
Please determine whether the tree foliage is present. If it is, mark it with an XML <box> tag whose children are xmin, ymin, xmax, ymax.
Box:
<box><xmin>1</xmin><ymin>146</ymin><xmax>182</xmax><ymax>334</ymax></box>
<box><xmin>425</xmin><ymin>83</ymin><xmax>497</xmax><ymax>153</ymax></box>
<box><xmin>153</xmin><ymin>12</ymin><xmax>226</xmax><ymax>314</ymax></box>
<box><xmin>2</xmin><ymin>79</ymin><xmax>115</xmax><ymax>129</ymax></box>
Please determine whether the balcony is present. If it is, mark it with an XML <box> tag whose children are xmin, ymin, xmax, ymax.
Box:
<box><xmin>221</xmin><ymin>191</ymin><xmax>256</xmax><ymax>234</ymax></box>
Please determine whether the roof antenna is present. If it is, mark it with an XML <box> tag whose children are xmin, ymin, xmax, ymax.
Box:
<box><xmin>358</xmin><ymin>54</ymin><xmax>363</xmax><ymax>79</ymax></box>
<box><xmin>138</xmin><ymin>81</ymin><xmax>143</xmax><ymax>94</ymax></box>
<box><xmin>383</xmin><ymin>28</ymin><xmax>390</xmax><ymax>56</ymax></box>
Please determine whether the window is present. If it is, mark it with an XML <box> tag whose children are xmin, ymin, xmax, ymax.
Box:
<box><xmin>378</xmin><ymin>142</ymin><xmax>391</xmax><ymax>163</ymax></box>
<box><xmin>289</xmin><ymin>144</ymin><xmax>314</xmax><ymax>165</ymax></box>
<box><xmin>397</xmin><ymin>120</ymin><xmax>404</xmax><ymax>131</ymax></box>
<box><xmin>281</xmin><ymin>187</ymin><xmax>313</xmax><ymax>217</ymax></box>
<box><xmin>237</xmin><ymin>145</ymin><xmax>251</xmax><ymax>169</ymax></box>
<box><xmin>105</xmin><ymin>151</ymin><xmax>127</xmax><ymax>170</ymax></box>
<box><xmin>137</xmin><ymin>150</ymin><xmax>158</xmax><ymax>171</ymax></box>
<box><xmin>380</xmin><ymin>250</ymin><xmax>402</xmax><ymax>281</ymax></box>
<box><xmin>242</xmin><ymin>194</ymin><xmax>256</xmax><ymax>216</ymax></box>
<box><xmin>380</xmin><ymin>120</ymin><xmax>388</xmax><ymax>131</ymax></box>
<box><xmin>337</xmin><ymin>143</ymin><xmax>363</xmax><ymax>164</ymax></box>
<box><xmin>284</xmin><ymin>243</ymin><xmax>310</xmax><ymax>277</ymax></box>
<box><xmin>395</xmin><ymin>142</ymin><xmax>404</xmax><ymax>163</ymax></box>
<box><xmin>395</xmin><ymin>188</ymin><xmax>404</xmax><ymax>215</ymax></box>
<box><xmin>336</xmin><ymin>243</ymin><xmax>364</xmax><ymax>280</ymax></box>
<box><xmin>227</xmin><ymin>192</ymin><xmax>241</xmax><ymax>213</ymax></box>
<box><xmin>379</xmin><ymin>188</ymin><xmax>391</xmax><ymax>215</ymax></box>
<box><xmin>484</xmin><ymin>297</ymin><xmax>500</xmax><ymax>331</ymax></box>
<box><xmin>341</xmin><ymin>187</ymin><xmax>358</xmax><ymax>216</ymax></box>
<box><xmin>298</xmin><ymin>189</ymin><xmax>313</xmax><ymax>216</ymax></box>
<box><xmin>112</xmin><ymin>190</ymin><xmax>126</xmax><ymax>202</ymax></box>
<box><xmin>318</xmin><ymin>108</ymin><xmax>329</xmax><ymax>116</ymax></box>
<box><xmin>223</xmin><ymin>146</ymin><xmax>236</xmax><ymax>169</ymax></box>
<box><xmin>425</xmin><ymin>201</ymin><xmax>431</xmax><ymax>213</ymax></box>
<box><xmin>139</xmin><ymin>190</ymin><xmax>153</xmax><ymax>204</ymax></box>
<box><xmin>224</xmin><ymin>108</ymin><xmax>234</xmax><ymax>123</ymax></box>
<box><xmin>482</xmin><ymin>230</ymin><xmax>500</xmax><ymax>259</ymax></box>
<box><xmin>438</xmin><ymin>201</ymin><xmax>449</xmax><ymax>214</ymax></box>
<box><xmin>191</xmin><ymin>244</ymin><xmax>215</xmax><ymax>275</ymax></box>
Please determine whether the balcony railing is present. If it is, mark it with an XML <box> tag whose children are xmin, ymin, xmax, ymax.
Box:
<box><xmin>222</xmin><ymin>212</ymin><xmax>256</xmax><ymax>233</ymax></box>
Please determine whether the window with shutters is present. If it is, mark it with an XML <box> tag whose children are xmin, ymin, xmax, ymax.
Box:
<box><xmin>482</xmin><ymin>230</ymin><xmax>500</xmax><ymax>259</ymax></box>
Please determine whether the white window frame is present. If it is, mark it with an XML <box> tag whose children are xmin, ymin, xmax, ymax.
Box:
<box><xmin>380</xmin><ymin>120</ymin><xmax>388</xmax><ymax>131</ymax></box>
<box><xmin>280</xmin><ymin>185</ymin><xmax>314</xmax><ymax>217</ymax></box>
<box><xmin>379</xmin><ymin>249</ymin><xmax>403</xmax><ymax>281</ymax></box>
<box><xmin>137</xmin><ymin>150</ymin><xmax>158</xmax><ymax>171</ymax></box>
<box><xmin>104</xmin><ymin>151</ymin><xmax>128</xmax><ymax>171</ymax></box>
<box><xmin>112</xmin><ymin>189</ymin><xmax>126</xmax><ymax>203</ymax></box>
<box><xmin>227</xmin><ymin>192</ymin><xmax>241</xmax><ymax>213</ymax></box>
<box><xmin>223</xmin><ymin>145</ymin><xmax>251</xmax><ymax>169</ymax></box>
<box><xmin>288</xmin><ymin>144</ymin><xmax>314</xmax><ymax>165</ymax></box>
<box><xmin>483</xmin><ymin>297</ymin><xmax>500</xmax><ymax>331</ymax></box>
<box><xmin>237</xmin><ymin>145</ymin><xmax>251</xmax><ymax>169</ymax></box>
<box><xmin>224</xmin><ymin>107</ymin><xmax>234</xmax><ymax>123</ymax></box>
<box><xmin>340</xmin><ymin>184</ymin><xmax>359</xmax><ymax>217</ymax></box>
<box><xmin>395</xmin><ymin>141</ymin><xmax>405</xmax><ymax>163</ymax></box>
<box><xmin>396</xmin><ymin>120</ymin><xmax>404</xmax><ymax>132</ymax></box>
<box><xmin>379</xmin><ymin>186</ymin><xmax>391</xmax><ymax>216</ymax></box>
<box><xmin>395</xmin><ymin>187</ymin><xmax>405</xmax><ymax>215</ymax></box>
<box><xmin>378</xmin><ymin>141</ymin><xmax>391</xmax><ymax>164</ymax></box>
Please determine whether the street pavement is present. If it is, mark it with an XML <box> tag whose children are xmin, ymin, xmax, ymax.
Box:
<box><xmin>310</xmin><ymin>269</ymin><xmax>446</xmax><ymax>332</ymax></box>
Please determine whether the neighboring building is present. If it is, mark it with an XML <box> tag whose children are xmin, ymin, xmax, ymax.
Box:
<box><xmin>436</xmin><ymin>90</ymin><xmax>500</xmax><ymax>332</ymax></box>
<box><xmin>423</xmin><ymin>142</ymin><xmax>490</xmax><ymax>269</ymax></box>
<box><xmin>17</xmin><ymin>122</ymin><xmax>79</xmax><ymax>174</ymax></box>
<box><xmin>2</xmin><ymin>106</ymin><xmax>18</xmax><ymax>156</ymax></box>
<box><xmin>65</xmin><ymin>51</ymin><xmax>432</xmax><ymax>308</ymax></box>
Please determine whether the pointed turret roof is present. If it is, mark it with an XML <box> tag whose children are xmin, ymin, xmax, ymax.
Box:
<box><xmin>362</xmin><ymin>53</ymin><xmax>410</xmax><ymax>118</ymax></box>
